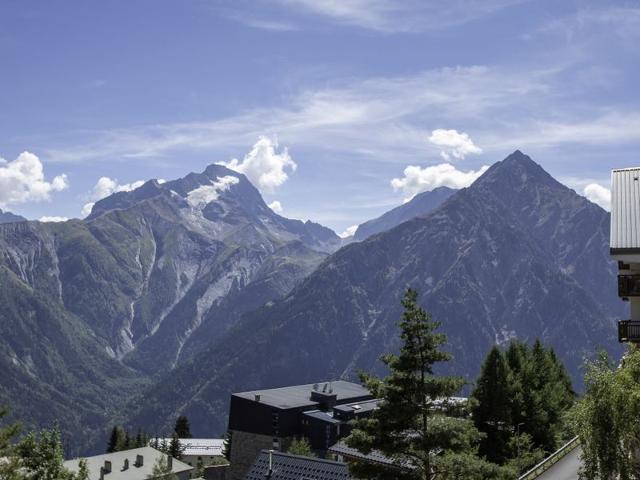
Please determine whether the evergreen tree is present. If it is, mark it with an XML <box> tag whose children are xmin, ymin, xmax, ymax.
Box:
<box><xmin>471</xmin><ymin>346</ymin><xmax>513</xmax><ymax>464</ymax></box>
<box><xmin>168</xmin><ymin>432</ymin><xmax>184</xmax><ymax>460</ymax></box>
<box><xmin>15</xmin><ymin>427</ymin><xmax>86</xmax><ymax>480</ymax></box>
<box><xmin>286</xmin><ymin>437</ymin><xmax>315</xmax><ymax>457</ymax></box>
<box><xmin>173</xmin><ymin>416</ymin><xmax>192</xmax><ymax>439</ymax></box>
<box><xmin>107</xmin><ymin>426</ymin><xmax>119</xmax><ymax>453</ymax></box>
<box><xmin>346</xmin><ymin>288</ymin><xmax>513</xmax><ymax>480</ymax></box>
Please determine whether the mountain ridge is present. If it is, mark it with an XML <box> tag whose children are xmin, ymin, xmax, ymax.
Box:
<box><xmin>124</xmin><ymin>151</ymin><xmax>622</xmax><ymax>438</ymax></box>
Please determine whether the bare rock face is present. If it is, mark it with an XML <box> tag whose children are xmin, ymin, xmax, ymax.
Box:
<box><xmin>0</xmin><ymin>164</ymin><xmax>340</xmax><ymax>452</ymax></box>
<box><xmin>127</xmin><ymin>151</ymin><xmax>622</xmax><ymax>438</ymax></box>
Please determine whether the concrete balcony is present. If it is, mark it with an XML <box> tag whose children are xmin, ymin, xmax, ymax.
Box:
<box><xmin>618</xmin><ymin>320</ymin><xmax>640</xmax><ymax>343</ymax></box>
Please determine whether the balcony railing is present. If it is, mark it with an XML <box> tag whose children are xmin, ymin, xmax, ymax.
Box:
<box><xmin>618</xmin><ymin>320</ymin><xmax>640</xmax><ymax>342</ymax></box>
<box><xmin>618</xmin><ymin>274</ymin><xmax>640</xmax><ymax>297</ymax></box>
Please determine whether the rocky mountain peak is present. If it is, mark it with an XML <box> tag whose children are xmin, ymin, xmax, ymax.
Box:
<box><xmin>473</xmin><ymin>150</ymin><xmax>561</xmax><ymax>194</ymax></box>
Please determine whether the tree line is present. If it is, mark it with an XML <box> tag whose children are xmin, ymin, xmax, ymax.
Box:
<box><xmin>345</xmin><ymin>288</ymin><xmax>575</xmax><ymax>480</ymax></box>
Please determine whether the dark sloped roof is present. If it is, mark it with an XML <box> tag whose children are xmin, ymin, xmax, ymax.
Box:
<box><xmin>245</xmin><ymin>450</ymin><xmax>351</xmax><ymax>480</ymax></box>
<box><xmin>234</xmin><ymin>381</ymin><xmax>371</xmax><ymax>409</ymax></box>
<box><xmin>328</xmin><ymin>442</ymin><xmax>397</xmax><ymax>467</ymax></box>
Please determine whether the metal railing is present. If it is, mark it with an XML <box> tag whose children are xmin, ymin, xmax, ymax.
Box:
<box><xmin>618</xmin><ymin>320</ymin><xmax>640</xmax><ymax>342</ymax></box>
<box><xmin>518</xmin><ymin>436</ymin><xmax>579</xmax><ymax>480</ymax></box>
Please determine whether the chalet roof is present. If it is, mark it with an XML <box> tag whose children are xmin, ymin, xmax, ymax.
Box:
<box><xmin>245</xmin><ymin>450</ymin><xmax>351</xmax><ymax>480</ymax></box>
<box><xmin>233</xmin><ymin>381</ymin><xmax>371</xmax><ymax>410</ymax></box>
<box><xmin>64</xmin><ymin>446</ymin><xmax>192</xmax><ymax>480</ymax></box>
<box><xmin>611</xmin><ymin>167</ymin><xmax>640</xmax><ymax>252</ymax></box>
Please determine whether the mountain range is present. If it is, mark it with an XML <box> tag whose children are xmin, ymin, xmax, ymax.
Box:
<box><xmin>0</xmin><ymin>151</ymin><xmax>623</xmax><ymax>452</ymax></box>
<box><xmin>123</xmin><ymin>151</ymin><xmax>623</xmax><ymax>438</ymax></box>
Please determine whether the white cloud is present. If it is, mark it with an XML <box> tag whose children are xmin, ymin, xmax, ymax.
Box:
<box><xmin>81</xmin><ymin>176</ymin><xmax>145</xmax><ymax>217</ymax></box>
<box><xmin>39</xmin><ymin>216</ymin><xmax>69</xmax><ymax>223</ymax></box>
<box><xmin>339</xmin><ymin>225</ymin><xmax>358</xmax><ymax>238</ymax></box>
<box><xmin>81</xmin><ymin>202</ymin><xmax>95</xmax><ymax>217</ymax></box>
<box><xmin>90</xmin><ymin>176</ymin><xmax>145</xmax><ymax>201</ymax></box>
<box><xmin>583</xmin><ymin>183</ymin><xmax>611</xmax><ymax>210</ymax></box>
<box><xmin>219</xmin><ymin>136</ymin><xmax>296</xmax><ymax>193</ymax></box>
<box><xmin>266</xmin><ymin>0</ymin><xmax>526</xmax><ymax>33</ymax></box>
<box><xmin>0</xmin><ymin>151</ymin><xmax>68</xmax><ymax>208</ymax></box>
<box><xmin>268</xmin><ymin>200</ymin><xmax>284</xmax><ymax>214</ymax></box>
<box><xmin>391</xmin><ymin>163</ymin><xmax>489</xmax><ymax>201</ymax></box>
<box><xmin>186</xmin><ymin>175</ymin><xmax>240</xmax><ymax>208</ymax></box>
<box><xmin>428</xmin><ymin>129</ymin><xmax>482</xmax><ymax>161</ymax></box>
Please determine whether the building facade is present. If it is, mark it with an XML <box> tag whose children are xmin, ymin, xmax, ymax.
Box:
<box><xmin>226</xmin><ymin>381</ymin><xmax>374</xmax><ymax>480</ymax></box>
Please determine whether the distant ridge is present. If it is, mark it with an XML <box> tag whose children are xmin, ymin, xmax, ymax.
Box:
<box><xmin>353</xmin><ymin>186</ymin><xmax>456</xmax><ymax>241</ymax></box>
<box><xmin>0</xmin><ymin>208</ymin><xmax>26</xmax><ymax>224</ymax></box>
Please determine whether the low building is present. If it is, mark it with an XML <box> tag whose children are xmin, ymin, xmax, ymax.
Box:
<box><xmin>245</xmin><ymin>450</ymin><xmax>351</xmax><ymax>480</ymax></box>
<box><xmin>152</xmin><ymin>438</ymin><xmax>226</xmax><ymax>468</ymax></box>
<box><xmin>610</xmin><ymin>167</ymin><xmax>640</xmax><ymax>343</ymax></box>
<box><xmin>227</xmin><ymin>381</ymin><xmax>373</xmax><ymax>480</ymax></box>
<box><xmin>64</xmin><ymin>446</ymin><xmax>193</xmax><ymax>480</ymax></box>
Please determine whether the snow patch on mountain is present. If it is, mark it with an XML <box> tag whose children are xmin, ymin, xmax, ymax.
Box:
<box><xmin>186</xmin><ymin>175</ymin><xmax>239</xmax><ymax>208</ymax></box>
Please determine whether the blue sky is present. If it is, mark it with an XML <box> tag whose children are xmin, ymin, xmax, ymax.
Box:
<box><xmin>1</xmin><ymin>0</ymin><xmax>639</xmax><ymax>233</ymax></box>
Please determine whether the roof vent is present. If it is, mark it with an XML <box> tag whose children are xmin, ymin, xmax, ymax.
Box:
<box><xmin>104</xmin><ymin>460</ymin><xmax>112</xmax><ymax>473</ymax></box>
<box><xmin>255</xmin><ymin>393</ymin><xmax>261</xmax><ymax>402</ymax></box>
<box><xmin>168</xmin><ymin>455</ymin><xmax>173</xmax><ymax>470</ymax></box>
<box><xmin>123</xmin><ymin>458</ymin><xmax>129</xmax><ymax>470</ymax></box>
<box><xmin>135</xmin><ymin>454</ymin><xmax>144</xmax><ymax>467</ymax></box>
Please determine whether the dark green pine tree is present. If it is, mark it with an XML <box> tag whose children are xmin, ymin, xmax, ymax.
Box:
<box><xmin>346</xmin><ymin>288</ymin><xmax>513</xmax><ymax>480</ymax></box>
<box><xmin>107</xmin><ymin>426</ymin><xmax>123</xmax><ymax>453</ymax></box>
<box><xmin>169</xmin><ymin>432</ymin><xmax>184</xmax><ymax>460</ymax></box>
<box><xmin>471</xmin><ymin>346</ymin><xmax>513</xmax><ymax>464</ymax></box>
<box><xmin>173</xmin><ymin>416</ymin><xmax>192</xmax><ymax>439</ymax></box>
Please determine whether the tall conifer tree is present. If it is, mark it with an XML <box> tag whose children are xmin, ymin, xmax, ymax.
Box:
<box><xmin>346</xmin><ymin>288</ymin><xmax>512</xmax><ymax>480</ymax></box>
<box><xmin>471</xmin><ymin>346</ymin><xmax>513</xmax><ymax>464</ymax></box>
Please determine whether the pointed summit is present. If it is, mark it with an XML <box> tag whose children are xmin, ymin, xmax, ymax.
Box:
<box><xmin>472</xmin><ymin>149</ymin><xmax>562</xmax><ymax>194</ymax></box>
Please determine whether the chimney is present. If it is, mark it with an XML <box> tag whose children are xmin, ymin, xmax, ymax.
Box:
<box><xmin>123</xmin><ymin>458</ymin><xmax>129</xmax><ymax>470</ymax></box>
<box><xmin>168</xmin><ymin>455</ymin><xmax>173</xmax><ymax>470</ymax></box>
<box><xmin>99</xmin><ymin>467</ymin><xmax>105</xmax><ymax>480</ymax></box>
<box><xmin>135</xmin><ymin>454</ymin><xmax>144</xmax><ymax>467</ymax></box>
<box><xmin>255</xmin><ymin>393</ymin><xmax>261</xmax><ymax>402</ymax></box>
<box><xmin>266</xmin><ymin>449</ymin><xmax>274</xmax><ymax>480</ymax></box>
<box><xmin>104</xmin><ymin>460</ymin><xmax>112</xmax><ymax>473</ymax></box>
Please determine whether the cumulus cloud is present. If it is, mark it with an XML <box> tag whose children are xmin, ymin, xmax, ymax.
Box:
<box><xmin>428</xmin><ymin>129</ymin><xmax>482</xmax><ymax>161</ymax></box>
<box><xmin>268</xmin><ymin>200</ymin><xmax>284</xmax><ymax>214</ymax></box>
<box><xmin>39</xmin><ymin>216</ymin><xmax>69</xmax><ymax>223</ymax></box>
<box><xmin>339</xmin><ymin>225</ymin><xmax>358</xmax><ymax>238</ymax></box>
<box><xmin>219</xmin><ymin>136</ymin><xmax>296</xmax><ymax>193</ymax></box>
<box><xmin>0</xmin><ymin>151</ymin><xmax>68</xmax><ymax>208</ymax></box>
<box><xmin>391</xmin><ymin>163</ymin><xmax>489</xmax><ymax>201</ymax></box>
<box><xmin>583</xmin><ymin>183</ymin><xmax>611</xmax><ymax>210</ymax></box>
<box><xmin>187</xmin><ymin>175</ymin><xmax>240</xmax><ymax>208</ymax></box>
<box><xmin>81</xmin><ymin>176</ymin><xmax>145</xmax><ymax>217</ymax></box>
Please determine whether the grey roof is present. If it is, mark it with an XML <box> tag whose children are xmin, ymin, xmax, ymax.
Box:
<box><xmin>64</xmin><ymin>446</ymin><xmax>192</xmax><ymax>480</ymax></box>
<box><xmin>245</xmin><ymin>450</ymin><xmax>351</xmax><ymax>480</ymax></box>
<box><xmin>611</xmin><ymin>167</ymin><xmax>640</xmax><ymax>251</ymax></box>
<box><xmin>328</xmin><ymin>441</ymin><xmax>399</xmax><ymax>468</ymax></box>
<box><xmin>234</xmin><ymin>381</ymin><xmax>371</xmax><ymax>409</ymax></box>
